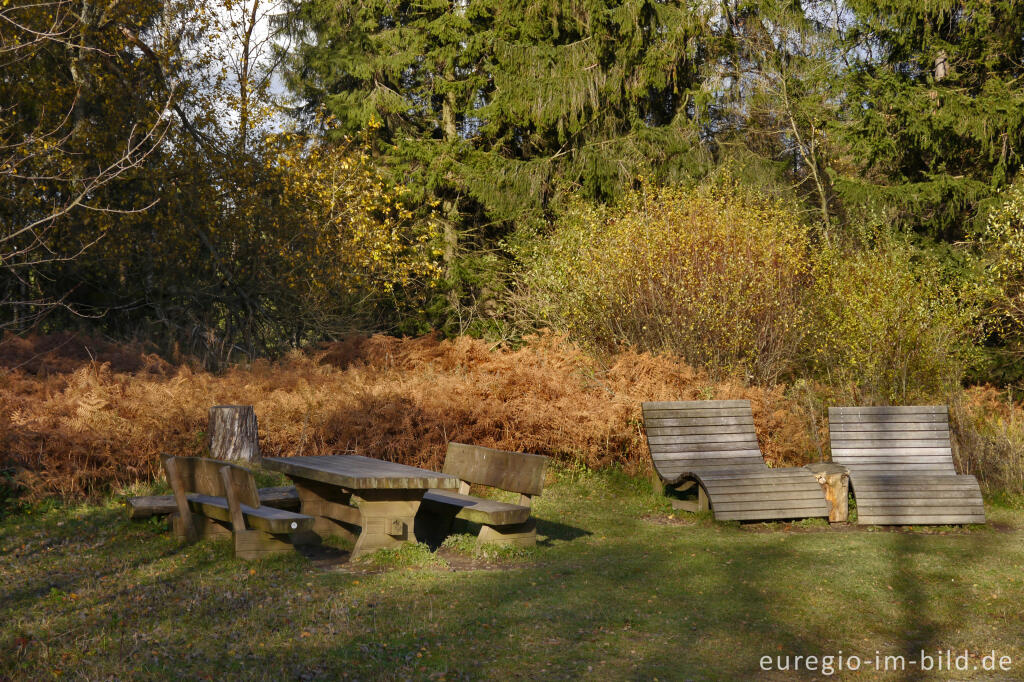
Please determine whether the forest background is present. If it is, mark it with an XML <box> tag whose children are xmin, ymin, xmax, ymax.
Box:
<box><xmin>3</xmin><ymin>0</ymin><xmax>1024</xmax><ymax>501</ymax></box>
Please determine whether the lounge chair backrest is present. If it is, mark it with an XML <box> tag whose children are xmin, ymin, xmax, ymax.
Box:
<box><xmin>642</xmin><ymin>400</ymin><xmax>768</xmax><ymax>479</ymax></box>
<box><xmin>828</xmin><ymin>406</ymin><xmax>955</xmax><ymax>475</ymax></box>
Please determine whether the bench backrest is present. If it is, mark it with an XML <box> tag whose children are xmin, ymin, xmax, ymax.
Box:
<box><xmin>161</xmin><ymin>454</ymin><xmax>260</xmax><ymax>507</ymax></box>
<box><xmin>641</xmin><ymin>400</ymin><xmax>769</xmax><ymax>480</ymax></box>
<box><xmin>443</xmin><ymin>443</ymin><xmax>548</xmax><ymax>497</ymax></box>
<box><xmin>828</xmin><ymin>406</ymin><xmax>955</xmax><ymax>475</ymax></box>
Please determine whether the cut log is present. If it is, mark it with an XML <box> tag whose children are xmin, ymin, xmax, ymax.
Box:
<box><xmin>208</xmin><ymin>405</ymin><xmax>260</xmax><ymax>462</ymax></box>
<box><xmin>806</xmin><ymin>463</ymin><xmax>849</xmax><ymax>523</ymax></box>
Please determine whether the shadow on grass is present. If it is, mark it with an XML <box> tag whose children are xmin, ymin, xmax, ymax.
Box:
<box><xmin>3</xmin><ymin>496</ymin><xmax>1022</xmax><ymax>680</ymax></box>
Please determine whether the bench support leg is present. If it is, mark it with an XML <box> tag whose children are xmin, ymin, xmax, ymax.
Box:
<box><xmin>478</xmin><ymin>518</ymin><xmax>537</xmax><ymax>547</ymax></box>
<box><xmin>233</xmin><ymin>529</ymin><xmax>296</xmax><ymax>560</ymax></box>
<box><xmin>171</xmin><ymin>512</ymin><xmax>231</xmax><ymax>541</ymax></box>
<box><xmin>668</xmin><ymin>482</ymin><xmax>709</xmax><ymax>513</ymax></box>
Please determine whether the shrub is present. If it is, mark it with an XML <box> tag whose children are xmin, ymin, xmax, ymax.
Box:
<box><xmin>804</xmin><ymin>226</ymin><xmax>982</xmax><ymax>403</ymax></box>
<box><xmin>517</xmin><ymin>179</ymin><xmax>813</xmax><ymax>382</ymax></box>
<box><xmin>972</xmin><ymin>173</ymin><xmax>1024</xmax><ymax>380</ymax></box>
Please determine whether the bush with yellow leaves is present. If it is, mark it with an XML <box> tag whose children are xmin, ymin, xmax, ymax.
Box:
<box><xmin>805</xmin><ymin>226</ymin><xmax>981</xmax><ymax>404</ymax></box>
<box><xmin>973</xmin><ymin>173</ymin><xmax>1024</xmax><ymax>374</ymax></box>
<box><xmin>518</xmin><ymin>178</ymin><xmax>813</xmax><ymax>382</ymax></box>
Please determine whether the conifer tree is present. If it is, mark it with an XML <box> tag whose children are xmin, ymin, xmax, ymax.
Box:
<box><xmin>835</xmin><ymin>0</ymin><xmax>1024</xmax><ymax>239</ymax></box>
<box><xmin>280</xmin><ymin>0</ymin><xmax>713</xmax><ymax>323</ymax></box>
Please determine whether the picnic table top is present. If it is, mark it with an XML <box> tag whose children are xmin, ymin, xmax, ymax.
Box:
<box><xmin>262</xmin><ymin>454</ymin><xmax>459</xmax><ymax>491</ymax></box>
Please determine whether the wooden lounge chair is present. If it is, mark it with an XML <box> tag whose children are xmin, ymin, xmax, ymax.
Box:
<box><xmin>162</xmin><ymin>454</ymin><xmax>315</xmax><ymax>559</ymax></box>
<box><xmin>828</xmin><ymin>406</ymin><xmax>985</xmax><ymax>525</ymax></box>
<box><xmin>642</xmin><ymin>400</ymin><xmax>830</xmax><ymax>521</ymax></box>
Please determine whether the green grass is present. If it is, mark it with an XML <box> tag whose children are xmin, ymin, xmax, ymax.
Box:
<box><xmin>2</xmin><ymin>465</ymin><xmax>1023</xmax><ymax>680</ymax></box>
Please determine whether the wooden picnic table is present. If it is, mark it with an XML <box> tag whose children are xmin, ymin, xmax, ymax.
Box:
<box><xmin>261</xmin><ymin>455</ymin><xmax>459</xmax><ymax>558</ymax></box>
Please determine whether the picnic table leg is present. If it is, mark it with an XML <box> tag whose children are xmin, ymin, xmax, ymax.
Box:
<box><xmin>291</xmin><ymin>477</ymin><xmax>360</xmax><ymax>544</ymax></box>
<box><xmin>350</xmin><ymin>489</ymin><xmax>425</xmax><ymax>559</ymax></box>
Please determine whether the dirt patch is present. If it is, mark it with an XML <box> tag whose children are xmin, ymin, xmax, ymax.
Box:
<box><xmin>641</xmin><ymin>513</ymin><xmax>698</xmax><ymax>527</ymax></box>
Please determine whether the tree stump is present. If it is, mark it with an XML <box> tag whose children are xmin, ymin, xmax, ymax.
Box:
<box><xmin>806</xmin><ymin>462</ymin><xmax>849</xmax><ymax>523</ymax></box>
<box><xmin>208</xmin><ymin>405</ymin><xmax>260</xmax><ymax>463</ymax></box>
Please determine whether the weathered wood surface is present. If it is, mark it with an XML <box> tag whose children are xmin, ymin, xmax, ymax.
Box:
<box><xmin>126</xmin><ymin>486</ymin><xmax>300</xmax><ymax>519</ymax></box>
<box><xmin>262</xmin><ymin>455</ymin><xmax>459</xmax><ymax>490</ymax></box>
<box><xmin>827</xmin><ymin>406</ymin><xmax>985</xmax><ymax>525</ymax></box>
<box><xmin>642</xmin><ymin>400</ymin><xmax>829</xmax><ymax>521</ymax></box>
<box><xmin>421</xmin><ymin>443</ymin><xmax>550</xmax><ymax>547</ymax></box>
<box><xmin>208</xmin><ymin>405</ymin><xmax>260</xmax><ymax>462</ymax></box>
<box><xmin>161</xmin><ymin>454</ymin><xmax>314</xmax><ymax>559</ymax></box>
<box><xmin>443</xmin><ymin>442</ymin><xmax>548</xmax><ymax>496</ymax></box>
<box><xmin>420</xmin><ymin>489</ymin><xmax>532</xmax><ymax>526</ymax></box>
<box><xmin>185</xmin><ymin>493</ymin><xmax>314</xmax><ymax>534</ymax></box>
<box><xmin>805</xmin><ymin>462</ymin><xmax>850</xmax><ymax>523</ymax></box>
<box><xmin>263</xmin><ymin>455</ymin><xmax>460</xmax><ymax>558</ymax></box>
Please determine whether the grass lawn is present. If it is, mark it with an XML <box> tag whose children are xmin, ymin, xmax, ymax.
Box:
<box><xmin>2</xmin><ymin>464</ymin><xmax>1023</xmax><ymax>680</ymax></box>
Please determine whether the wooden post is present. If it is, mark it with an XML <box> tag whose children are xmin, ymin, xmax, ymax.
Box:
<box><xmin>806</xmin><ymin>463</ymin><xmax>849</xmax><ymax>523</ymax></box>
<box><xmin>208</xmin><ymin>405</ymin><xmax>260</xmax><ymax>462</ymax></box>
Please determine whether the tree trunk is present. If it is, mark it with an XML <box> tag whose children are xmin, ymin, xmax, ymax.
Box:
<box><xmin>208</xmin><ymin>405</ymin><xmax>260</xmax><ymax>462</ymax></box>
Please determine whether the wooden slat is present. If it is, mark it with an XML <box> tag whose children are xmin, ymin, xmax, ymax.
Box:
<box><xmin>643</xmin><ymin>416</ymin><xmax>754</xmax><ymax>428</ymax></box>
<box><xmin>859</xmin><ymin>514</ymin><xmax>986</xmax><ymax>525</ymax></box>
<box><xmin>645</xmin><ymin>424</ymin><xmax>755</xmax><ymax>437</ymax></box>
<box><xmin>712</xmin><ymin>490</ymin><xmax>827</xmax><ymax>502</ymax></box>
<box><xmin>647</xmin><ymin>433</ymin><xmax>759</xmax><ymax>445</ymax></box>
<box><xmin>716</xmin><ymin>507</ymin><xmax>829</xmax><ymax>521</ymax></box>
<box><xmin>829</xmin><ymin>438</ymin><xmax>952</xmax><ymax>449</ymax></box>
<box><xmin>649</xmin><ymin>441</ymin><xmax>764</xmax><ymax>454</ymax></box>
<box><xmin>643</xmin><ymin>400</ymin><xmax>751</xmax><ymax>410</ymax></box>
<box><xmin>713</xmin><ymin>499</ymin><xmax>830</xmax><ymax>513</ymax></box>
<box><xmin>443</xmin><ymin>443</ymin><xmax>548</xmax><ymax>496</ymax></box>
<box><xmin>829</xmin><ymin>421</ymin><xmax>949</xmax><ymax>432</ymax></box>
<box><xmin>652</xmin><ymin>447</ymin><xmax>765</xmax><ymax>458</ymax></box>
<box><xmin>643</xmin><ymin>408</ymin><xmax>754</xmax><ymax>419</ymax></box>
<box><xmin>831</xmin><ymin>447</ymin><xmax>953</xmax><ymax>457</ymax></box>
<box><xmin>830</xmin><ymin>429</ymin><xmax>949</xmax><ymax>441</ymax></box>
<box><xmin>421</xmin><ymin>489</ymin><xmax>531</xmax><ymax>526</ymax></box>
<box><xmin>829</xmin><ymin>405</ymin><xmax>948</xmax><ymax>416</ymax></box>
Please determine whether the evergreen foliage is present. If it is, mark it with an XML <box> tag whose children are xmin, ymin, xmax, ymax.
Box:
<box><xmin>835</xmin><ymin>0</ymin><xmax>1024</xmax><ymax>239</ymax></box>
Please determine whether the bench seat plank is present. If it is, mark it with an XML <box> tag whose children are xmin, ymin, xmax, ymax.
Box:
<box><xmin>186</xmin><ymin>493</ymin><xmax>314</xmax><ymax>534</ymax></box>
<box><xmin>421</xmin><ymin>489</ymin><xmax>531</xmax><ymax>526</ymax></box>
<box><xmin>127</xmin><ymin>486</ymin><xmax>300</xmax><ymax>519</ymax></box>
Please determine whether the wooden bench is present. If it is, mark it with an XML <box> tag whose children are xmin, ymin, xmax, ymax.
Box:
<box><xmin>419</xmin><ymin>443</ymin><xmax>549</xmax><ymax>547</ymax></box>
<box><xmin>162</xmin><ymin>454</ymin><xmax>315</xmax><ymax>559</ymax></box>
<box><xmin>642</xmin><ymin>400</ymin><xmax>830</xmax><ymax>521</ymax></box>
<box><xmin>126</xmin><ymin>486</ymin><xmax>300</xmax><ymax>519</ymax></box>
<box><xmin>828</xmin><ymin>406</ymin><xmax>985</xmax><ymax>525</ymax></box>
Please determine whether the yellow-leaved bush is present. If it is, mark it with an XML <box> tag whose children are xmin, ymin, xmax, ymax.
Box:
<box><xmin>265</xmin><ymin>128</ymin><xmax>442</xmax><ymax>331</ymax></box>
<box><xmin>518</xmin><ymin>179</ymin><xmax>813</xmax><ymax>382</ymax></box>
<box><xmin>519</xmin><ymin>178</ymin><xmax>980</xmax><ymax>398</ymax></box>
<box><xmin>973</xmin><ymin>173</ymin><xmax>1024</xmax><ymax>364</ymax></box>
<box><xmin>805</xmin><ymin>228</ymin><xmax>981</xmax><ymax>403</ymax></box>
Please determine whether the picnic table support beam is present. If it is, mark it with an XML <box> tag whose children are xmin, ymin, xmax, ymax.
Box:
<box><xmin>351</xmin><ymin>489</ymin><xmax>424</xmax><ymax>558</ymax></box>
<box><xmin>290</xmin><ymin>477</ymin><xmax>359</xmax><ymax>545</ymax></box>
